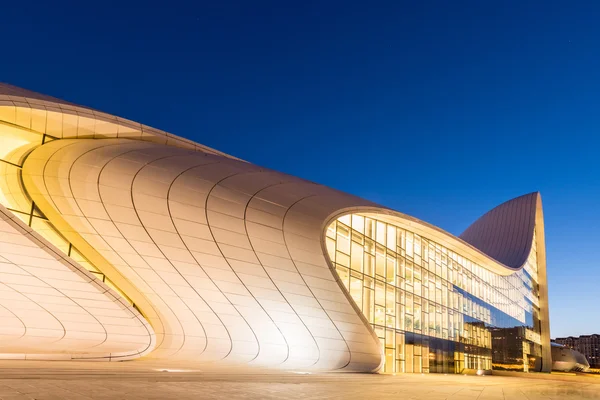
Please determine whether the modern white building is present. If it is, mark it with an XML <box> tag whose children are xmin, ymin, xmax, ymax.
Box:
<box><xmin>551</xmin><ymin>342</ymin><xmax>589</xmax><ymax>372</ymax></box>
<box><xmin>0</xmin><ymin>83</ymin><xmax>551</xmax><ymax>373</ymax></box>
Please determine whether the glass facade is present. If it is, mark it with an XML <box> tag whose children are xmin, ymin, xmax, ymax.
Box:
<box><xmin>326</xmin><ymin>213</ymin><xmax>544</xmax><ymax>374</ymax></box>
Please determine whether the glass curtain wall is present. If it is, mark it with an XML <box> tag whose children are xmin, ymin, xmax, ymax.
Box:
<box><xmin>325</xmin><ymin>214</ymin><xmax>543</xmax><ymax>374</ymax></box>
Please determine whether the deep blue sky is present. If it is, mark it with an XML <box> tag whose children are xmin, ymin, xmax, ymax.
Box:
<box><xmin>1</xmin><ymin>1</ymin><xmax>597</xmax><ymax>338</ymax></box>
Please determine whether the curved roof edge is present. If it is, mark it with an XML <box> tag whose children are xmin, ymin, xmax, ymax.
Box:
<box><xmin>0</xmin><ymin>82</ymin><xmax>243</xmax><ymax>161</ymax></box>
<box><xmin>1</xmin><ymin>82</ymin><xmax>543</xmax><ymax>275</ymax></box>
<box><xmin>459</xmin><ymin>192</ymin><xmax>539</xmax><ymax>270</ymax></box>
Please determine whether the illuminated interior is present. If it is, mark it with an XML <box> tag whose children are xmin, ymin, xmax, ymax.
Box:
<box><xmin>326</xmin><ymin>213</ymin><xmax>543</xmax><ymax>373</ymax></box>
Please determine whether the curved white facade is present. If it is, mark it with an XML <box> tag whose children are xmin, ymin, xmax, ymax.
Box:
<box><xmin>21</xmin><ymin>138</ymin><xmax>382</xmax><ymax>370</ymax></box>
<box><xmin>0</xmin><ymin>83</ymin><xmax>551</xmax><ymax>372</ymax></box>
<box><xmin>551</xmin><ymin>343</ymin><xmax>590</xmax><ymax>372</ymax></box>
<box><xmin>0</xmin><ymin>202</ymin><xmax>154</xmax><ymax>361</ymax></box>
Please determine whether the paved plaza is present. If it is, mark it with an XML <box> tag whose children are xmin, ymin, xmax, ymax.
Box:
<box><xmin>0</xmin><ymin>361</ymin><xmax>598</xmax><ymax>399</ymax></box>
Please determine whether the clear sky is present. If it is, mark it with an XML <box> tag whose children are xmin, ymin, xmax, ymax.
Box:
<box><xmin>1</xmin><ymin>1</ymin><xmax>598</xmax><ymax>338</ymax></box>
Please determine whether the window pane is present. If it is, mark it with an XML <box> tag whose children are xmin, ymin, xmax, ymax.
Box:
<box><xmin>387</xmin><ymin>225</ymin><xmax>396</xmax><ymax>250</ymax></box>
<box><xmin>376</xmin><ymin>221</ymin><xmax>386</xmax><ymax>245</ymax></box>
<box><xmin>351</xmin><ymin>214</ymin><xmax>365</xmax><ymax>234</ymax></box>
<box><xmin>351</xmin><ymin>241</ymin><xmax>364</xmax><ymax>272</ymax></box>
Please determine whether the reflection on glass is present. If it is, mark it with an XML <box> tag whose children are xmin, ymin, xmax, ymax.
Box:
<box><xmin>326</xmin><ymin>214</ymin><xmax>543</xmax><ymax>373</ymax></box>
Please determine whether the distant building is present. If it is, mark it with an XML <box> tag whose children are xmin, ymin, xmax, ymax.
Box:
<box><xmin>555</xmin><ymin>335</ymin><xmax>600</xmax><ymax>368</ymax></box>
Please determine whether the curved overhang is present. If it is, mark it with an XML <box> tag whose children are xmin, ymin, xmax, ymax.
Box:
<box><xmin>460</xmin><ymin>192</ymin><xmax>538</xmax><ymax>270</ymax></box>
<box><xmin>322</xmin><ymin>202</ymin><xmax>539</xmax><ymax>277</ymax></box>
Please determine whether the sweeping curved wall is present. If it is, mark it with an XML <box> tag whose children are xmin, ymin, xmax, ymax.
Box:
<box><xmin>0</xmin><ymin>203</ymin><xmax>155</xmax><ymax>360</ymax></box>
<box><xmin>0</xmin><ymin>83</ymin><xmax>551</xmax><ymax>372</ymax></box>
<box><xmin>22</xmin><ymin>138</ymin><xmax>385</xmax><ymax>370</ymax></box>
